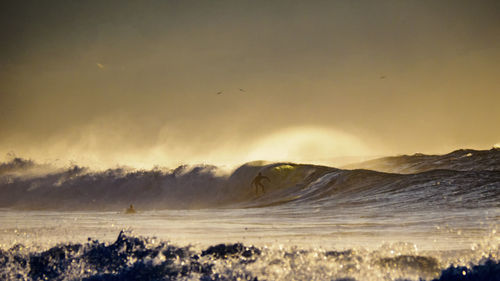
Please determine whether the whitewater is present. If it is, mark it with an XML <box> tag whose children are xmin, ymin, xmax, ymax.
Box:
<box><xmin>0</xmin><ymin>148</ymin><xmax>499</xmax><ymax>280</ymax></box>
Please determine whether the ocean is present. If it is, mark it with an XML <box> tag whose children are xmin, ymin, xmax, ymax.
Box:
<box><xmin>0</xmin><ymin>148</ymin><xmax>499</xmax><ymax>280</ymax></box>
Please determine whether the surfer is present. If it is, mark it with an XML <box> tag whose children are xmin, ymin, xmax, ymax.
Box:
<box><xmin>252</xmin><ymin>172</ymin><xmax>270</xmax><ymax>195</ymax></box>
<box><xmin>125</xmin><ymin>204</ymin><xmax>136</xmax><ymax>214</ymax></box>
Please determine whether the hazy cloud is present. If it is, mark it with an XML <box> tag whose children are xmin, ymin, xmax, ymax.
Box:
<box><xmin>1</xmin><ymin>0</ymin><xmax>499</xmax><ymax>168</ymax></box>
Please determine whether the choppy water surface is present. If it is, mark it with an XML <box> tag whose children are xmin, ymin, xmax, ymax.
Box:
<box><xmin>1</xmin><ymin>207</ymin><xmax>498</xmax><ymax>251</ymax></box>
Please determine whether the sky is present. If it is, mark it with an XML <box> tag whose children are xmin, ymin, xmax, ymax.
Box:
<box><xmin>1</xmin><ymin>0</ymin><xmax>499</xmax><ymax>168</ymax></box>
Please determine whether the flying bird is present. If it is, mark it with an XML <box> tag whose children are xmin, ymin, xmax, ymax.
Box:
<box><xmin>96</xmin><ymin>63</ymin><xmax>105</xmax><ymax>69</ymax></box>
<box><xmin>239</xmin><ymin>88</ymin><xmax>246</xmax><ymax>92</ymax></box>
<box><xmin>380</xmin><ymin>75</ymin><xmax>386</xmax><ymax>79</ymax></box>
<box><xmin>216</xmin><ymin>91</ymin><xmax>223</xmax><ymax>95</ymax></box>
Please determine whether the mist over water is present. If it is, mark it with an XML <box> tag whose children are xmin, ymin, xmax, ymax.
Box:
<box><xmin>0</xmin><ymin>126</ymin><xmax>380</xmax><ymax>170</ymax></box>
<box><xmin>1</xmin><ymin>0</ymin><xmax>500</xmax><ymax>169</ymax></box>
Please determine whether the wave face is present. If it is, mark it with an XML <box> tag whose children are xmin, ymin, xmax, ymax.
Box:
<box><xmin>0</xmin><ymin>149</ymin><xmax>500</xmax><ymax>210</ymax></box>
<box><xmin>0</xmin><ymin>231</ymin><xmax>498</xmax><ymax>281</ymax></box>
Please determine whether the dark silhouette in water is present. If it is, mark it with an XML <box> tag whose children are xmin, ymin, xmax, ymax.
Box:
<box><xmin>125</xmin><ymin>204</ymin><xmax>136</xmax><ymax>214</ymax></box>
<box><xmin>251</xmin><ymin>172</ymin><xmax>270</xmax><ymax>195</ymax></box>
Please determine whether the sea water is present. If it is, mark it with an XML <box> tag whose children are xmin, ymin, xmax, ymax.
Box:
<box><xmin>0</xmin><ymin>149</ymin><xmax>499</xmax><ymax>280</ymax></box>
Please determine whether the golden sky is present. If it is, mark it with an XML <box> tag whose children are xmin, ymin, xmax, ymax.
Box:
<box><xmin>1</xmin><ymin>0</ymin><xmax>499</xmax><ymax>168</ymax></box>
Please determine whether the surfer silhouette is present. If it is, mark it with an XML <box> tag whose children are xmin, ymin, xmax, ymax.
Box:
<box><xmin>252</xmin><ymin>172</ymin><xmax>270</xmax><ymax>195</ymax></box>
<box><xmin>125</xmin><ymin>204</ymin><xmax>136</xmax><ymax>214</ymax></box>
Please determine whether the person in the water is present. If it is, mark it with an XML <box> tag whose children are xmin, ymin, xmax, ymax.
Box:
<box><xmin>125</xmin><ymin>204</ymin><xmax>136</xmax><ymax>214</ymax></box>
<box><xmin>252</xmin><ymin>172</ymin><xmax>270</xmax><ymax>195</ymax></box>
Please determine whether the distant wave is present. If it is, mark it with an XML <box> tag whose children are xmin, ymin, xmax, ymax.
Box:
<box><xmin>0</xmin><ymin>231</ymin><xmax>498</xmax><ymax>281</ymax></box>
<box><xmin>0</xmin><ymin>148</ymin><xmax>499</xmax><ymax>211</ymax></box>
<box><xmin>343</xmin><ymin>148</ymin><xmax>500</xmax><ymax>174</ymax></box>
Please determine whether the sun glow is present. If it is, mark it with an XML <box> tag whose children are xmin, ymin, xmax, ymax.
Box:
<box><xmin>244</xmin><ymin>126</ymin><xmax>372</xmax><ymax>165</ymax></box>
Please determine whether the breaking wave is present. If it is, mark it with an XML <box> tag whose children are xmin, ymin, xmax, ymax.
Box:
<box><xmin>0</xmin><ymin>148</ymin><xmax>499</xmax><ymax>211</ymax></box>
